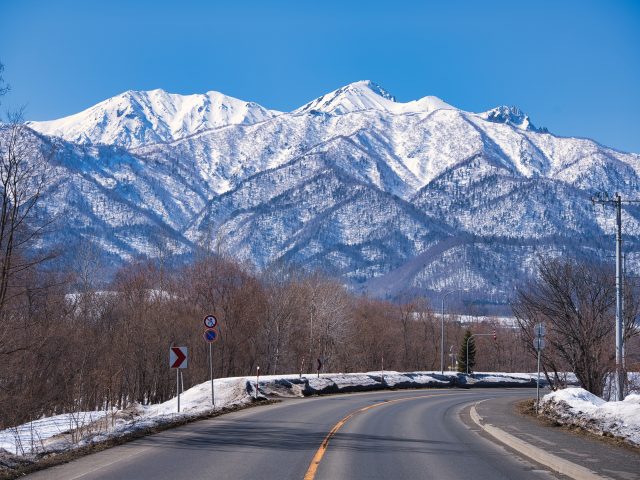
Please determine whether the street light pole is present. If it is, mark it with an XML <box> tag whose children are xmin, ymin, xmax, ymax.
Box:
<box><xmin>449</xmin><ymin>345</ymin><xmax>455</xmax><ymax>371</ymax></box>
<box><xmin>441</xmin><ymin>290</ymin><xmax>464</xmax><ymax>373</ymax></box>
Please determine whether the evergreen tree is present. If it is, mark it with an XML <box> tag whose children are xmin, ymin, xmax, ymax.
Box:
<box><xmin>457</xmin><ymin>330</ymin><xmax>476</xmax><ymax>373</ymax></box>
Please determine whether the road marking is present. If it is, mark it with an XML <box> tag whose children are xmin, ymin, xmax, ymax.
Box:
<box><xmin>64</xmin><ymin>446</ymin><xmax>153</xmax><ymax>480</ymax></box>
<box><xmin>303</xmin><ymin>392</ymin><xmax>464</xmax><ymax>480</ymax></box>
<box><xmin>470</xmin><ymin>402</ymin><xmax>611</xmax><ymax>480</ymax></box>
<box><xmin>522</xmin><ymin>432</ymin><xmax>557</xmax><ymax>446</ymax></box>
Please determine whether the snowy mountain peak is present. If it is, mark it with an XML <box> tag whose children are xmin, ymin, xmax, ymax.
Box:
<box><xmin>295</xmin><ymin>80</ymin><xmax>454</xmax><ymax>116</ymax></box>
<box><xmin>479</xmin><ymin>105</ymin><xmax>548</xmax><ymax>133</ymax></box>
<box><xmin>356</xmin><ymin>80</ymin><xmax>396</xmax><ymax>101</ymax></box>
<box><xmin>14</xmin><ymin>80</ymin><xmax>640</xmax><ymax>307</ymax></box>
<box><xmin>28</xmin><ymin>89</ymin><xmax>279</xmax><ymax>148</ymax></box>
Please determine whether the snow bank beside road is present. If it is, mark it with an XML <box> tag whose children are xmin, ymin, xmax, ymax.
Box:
<box><xmin>541</xmin><ymin>388</ymin><xmax>640</xmax><ymax>447</ymax></box>
<box><xmin>0</xmin><ymin>371</ymin><xmax>545</xmax><ymax>465</ymax></box>
<box><xmin>256</xmin><ymin>371</ymin><xmax>541</xmax><ymax>398</ymax></box>
<box><xmin>0</xmin><ymin>411</ymin><xmax>109</xmax><ymax>455</ymax></box>
<box><xmin>0</xmin><ymin>377</ymin><xmax>253</xmax><ymax>458</ymax></box>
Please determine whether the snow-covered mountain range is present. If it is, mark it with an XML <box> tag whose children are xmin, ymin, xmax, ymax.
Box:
<box><xmin>22</xmin><ymin>80</ymin><xmax>640</xmax><ymax>308</ymax></box>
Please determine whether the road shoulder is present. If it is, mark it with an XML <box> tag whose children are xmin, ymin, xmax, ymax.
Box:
<box><xmin>468</xmin><ymin>395</ymin><xmax>640</xmax><ymax>480</ymax></box>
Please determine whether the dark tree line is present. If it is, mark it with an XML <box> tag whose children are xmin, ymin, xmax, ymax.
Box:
<box><xmin>0</xmin><ymin>251</ymin><xmax>536</xmax><ymax>429</ymax></box>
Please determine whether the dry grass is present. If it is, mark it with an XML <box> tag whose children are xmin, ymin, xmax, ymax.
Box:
<box><xmin>0</xmin><ymin>398</ymin><xmax>277</xmax><ymax>480</ymax></box>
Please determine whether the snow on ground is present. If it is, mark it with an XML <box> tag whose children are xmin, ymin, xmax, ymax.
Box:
<box><xmin>541</xmin><ymin>387</ymin><xmax>640</xmax><ymax>447</ymax></box>
<box><xmin>0</xmin><ymin>376</ymin><xmax>253</xmax><ymax>458</ymax></box>
<box><xmin>0</xmin><ymin>412</ymin><xmax>109</xmax><ymax>455</ymax></box>
<box><xmin>455</xmin><ymin>314</ymin><xmax>517</xmax><ymax>327</ymax></box>
<box><xmin>256</xmin><ymin>371</ymin><xmax>541</xmax><ymax>398</ymax></box>
<box><xmin>0</xmin><ymin>371</ymin><xmax>547</xmax><ymax>461</ymax></box>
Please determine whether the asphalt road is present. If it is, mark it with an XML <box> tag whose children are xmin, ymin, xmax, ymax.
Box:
<box><xmin>28</xmin><ymin>389</ymin><xmax>563</xmax><ymax>480</ymax></box>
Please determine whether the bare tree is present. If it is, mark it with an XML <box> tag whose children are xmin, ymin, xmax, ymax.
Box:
<box><xmin>0</xmin><ymin>69</ymin><xmax>54</xmax><ymax>357</ymax></box>
<box><xmin>260</xmin><ymin>269</ymin><xmax>298</xmax><ymax>375</ymax></box>
<box><xmin>513</xmin><ymin>257</ymin><xmax>639</xmax><ymax>396</ymax></box>
<box><xmin>0</xmin><ymin>63</ymin><xmax>8</xmax><ymax>100</ymax></box>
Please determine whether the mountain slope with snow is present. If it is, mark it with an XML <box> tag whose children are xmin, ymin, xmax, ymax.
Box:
<box><xmin>21</xmin><ymin>81</ymin><xmax>640</xmax><ymax>306</ymax></box>
<box><xmin>294</xmin><ymin>80</ymin><xmax>454</xmax><ymax>116</ymax></box>
<box><xmin>28</xmin><ymin>89</ymin><xmax>279</xmax><ymax>148</ymax></box>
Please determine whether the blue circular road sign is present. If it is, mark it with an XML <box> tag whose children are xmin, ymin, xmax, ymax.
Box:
<box><xmin>204</xmin><ymin>328</ymin><xmax>219</xmax><ymax>343</ymax></box>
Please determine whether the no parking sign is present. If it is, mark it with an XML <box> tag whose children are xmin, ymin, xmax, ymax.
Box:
<box><xmin>204</xmin><ymin>328</ymin><xmax>219</xmax><ymax>343</ymax></box>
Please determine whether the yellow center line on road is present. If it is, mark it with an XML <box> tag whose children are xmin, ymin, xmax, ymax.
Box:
<box><xmin>303</xmin><ymin>392</ymin><xmax>467</xmax><ymax>480</ymax></box>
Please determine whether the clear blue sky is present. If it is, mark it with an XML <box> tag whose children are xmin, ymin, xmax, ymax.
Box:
<box><xmin>1</xmin><ymin>0</ymin><xmax>639</xmax><ymax>152</ymax></box>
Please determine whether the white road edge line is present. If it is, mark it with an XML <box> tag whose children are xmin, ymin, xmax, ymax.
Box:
<box><xmin>65</xmin><ymin>447</ymin><xmax>153</xmax><ymax>480</ymax></box>
<box><xmin>469</xmin><ymin>401</ymin><xmax>610</xmax><ymax>480</ymax></box>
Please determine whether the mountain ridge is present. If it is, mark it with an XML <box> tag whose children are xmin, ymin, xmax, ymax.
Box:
<box><xmin>14</xmin><ymin>81</ymin><xmax>640</xmax><ymax>308</ymax></box>
<box><xmin>27</xmin><ymin>88</ymin><xmax>281</xmax><ymax>148</ymax></box>
<box><xmin>29</xmin><ymin>80</ymin><xmax>546</xmax><ymax>150</ymax></box>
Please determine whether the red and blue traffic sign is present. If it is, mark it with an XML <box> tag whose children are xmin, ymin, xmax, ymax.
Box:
<box><xmin>169</xmin><ymin>346</ymin><xmax>188</xmax><ymax>368</ymax></box>
<box><xmin>204</xmin><ymin>328</ymin><xmax>219</xmax><ymax>343</ymax></box>
<box><xmin>204</xmin><ymin>315</ymin><xmax>218</xmax><ymax>328</ymax></box>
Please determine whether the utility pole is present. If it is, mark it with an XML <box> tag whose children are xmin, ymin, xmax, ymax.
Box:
<box><xmin>449</xmin><ymin>345</ymin><xmax>455</xmax><ymax>371</ymax></box>
<box><xmin>614</xmin><ymin>194</ymin><xmax>624</xmax><ymax>401</ymax></box>
<box><xmin>592</xmin><ymin>193</ymin><xmax>639</xmax><ymax>400</ymax></box>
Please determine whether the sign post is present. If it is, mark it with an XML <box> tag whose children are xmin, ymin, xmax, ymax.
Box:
<box><xmin>255</xmin><ymin>366</ymin><xmax>260</xmax><ymax>399</ymax></box>
<box><xmin>169</xmin><ymin>346</ymin><xmax>188</xmax><ymax>412</ymax></box>
<box><xmin>209</xmin><ymin>342</ymin><xmax>214</xmax><ymax>406</ymax></box>
<box><xmin>534</xmin><ymin>323</ymin><xmax>546</xmax><ymax>414</ymax></box>
<box><xmin>203</xmin><ymin>315</ymin><xmax>219</xmax><ymax>407</ymax></box>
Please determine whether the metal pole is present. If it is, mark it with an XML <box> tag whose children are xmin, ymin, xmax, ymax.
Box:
<box><xmin>466</xmin><ymin>337</ymin><xmax>470</xmax><ymax>375</ymax></box>
<box><xmin>536</xmin><ymin>339</ymin><xmax>541</xmax><ymax>414</ymax></box>
<box><xmin>441</xmin><ymin>290</ymin><xmax>466</xmax><ymax>373</ymax></box>
<box><xmin>615</xmin><ymin>194</ymin><xmax>624</xmax><ymax>401</ymax></box>
<box><xmin>441</xmin><ymin>297</ymin><xmax>445</xmax><ymax>373</ymax></box>
<box><xmin>308</xmin><ymin>309</ymin><xmax>314</xmax><ymax>377</ymax></box>
<box><xmin>255</xmin><ymin>366</ymin><xmax>260</xmax><ymax>399</ymax></box>
<box><xmin>209</xmin><ymin>342</ymin><xmax>215</xmax><ymax>407</ymax></box>
<box><xmin>449</xmin><ymin>346</ymin><xmax>454</xmax><ymax>371</ymax></box>
<box><xmin>622</xmin><ymin>254</ymin><xmax>626</xmax><ymax>371</ymax></box>
<box><xmin>176</xmin><ymin>369</ymin><xmax>180</xmax><ymax>413</ymax></box>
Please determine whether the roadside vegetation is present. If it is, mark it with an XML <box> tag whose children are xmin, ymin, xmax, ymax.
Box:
<box><xmin>513</xmin><ymin>257</ymin><xmax>640</xmax><ymax>397</ymax></box>
<box><xmin>0</xmin><ymin>252</ymin><xmax>536</xmax><ymax>431</ymax></box>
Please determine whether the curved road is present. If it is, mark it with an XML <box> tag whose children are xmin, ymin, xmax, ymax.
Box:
<box><xmin>28</xmin><ymin>389</ymin><xmax>561</xmax><ymax>480</ymax></box>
